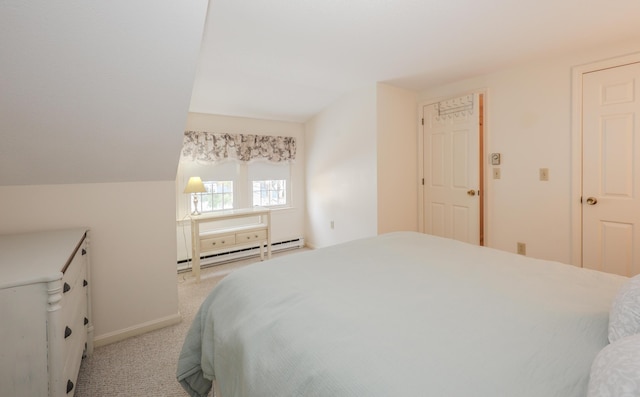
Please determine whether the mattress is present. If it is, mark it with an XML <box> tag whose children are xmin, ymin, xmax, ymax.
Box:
<box><xmin>177</xmin><ymin>232</ymin><xmax>627</xmax><ymax>397</ymax></box>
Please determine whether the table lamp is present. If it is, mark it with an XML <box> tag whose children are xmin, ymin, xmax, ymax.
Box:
<box><xmin>184</xmin><ymin>176</ymin><xmax>207</xmax><ymax>215</ymax></box>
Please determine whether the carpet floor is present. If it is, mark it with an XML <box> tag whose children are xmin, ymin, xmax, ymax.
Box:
<box><xmin>75</xmin><ymin>249</ymin><xmax>304</xmax><ymax>396</ymax></box>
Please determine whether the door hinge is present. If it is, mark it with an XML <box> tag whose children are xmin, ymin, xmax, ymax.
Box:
<box><xmin>421</xmin><ymin>178</ymin><xmax>424</xmax><ymax>185</ymax></box>
<box><xmin>421</xmin><ymin>118</ymin><xmax>424</xmax><ymax>125</ymax></box>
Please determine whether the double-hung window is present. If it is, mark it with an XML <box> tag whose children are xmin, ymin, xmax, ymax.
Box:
<box><xmin>180</xmin><ymin>160</ymin><xmax>240</xmax><ymax>216</ymax></box>
<box><xmin>197</xmin><ymin>180</ymin><xmax>234</xmax><ymax>213</ymax></box>
<box><xmin>252</xmin><ymin>180</ymin><xmax>287</xmax><ymax>207</ymax></box>
<box><xmin>248</xmin><ymin>162</ymin><xmax>290</xmax><ymax>208</ymax></box>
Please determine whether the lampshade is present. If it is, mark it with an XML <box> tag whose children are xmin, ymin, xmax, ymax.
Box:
<box><xmin>184</xmin><ymin>177</ymin><xmax>206</xmax><ymax>193</ymax></box>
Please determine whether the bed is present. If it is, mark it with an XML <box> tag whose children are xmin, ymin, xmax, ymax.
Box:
<box><xmin>177</xmin><ymin>231</ymin><xmax>634</xmax><ymax>397</ymax></box>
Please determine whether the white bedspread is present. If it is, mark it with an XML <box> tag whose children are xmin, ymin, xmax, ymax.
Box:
<box><xmin>177</xmin><ymin>232</ymin><xmax>627</xmax><ymax>397</ymax></box>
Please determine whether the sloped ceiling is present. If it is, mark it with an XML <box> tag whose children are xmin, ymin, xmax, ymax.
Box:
<box><xmin>2</xmin><ymin>0</ymin><xmax>639</xmax><ymax>186</ymax></box>
<box><xmin>189</xmin><ymin>0</ymin><xmax>640</xmax><ymax>122</ymax></box>
<box><xmin>0</xmin><ymin>0</ymin><xmax>209</xmax><ymax>186</ymax></box>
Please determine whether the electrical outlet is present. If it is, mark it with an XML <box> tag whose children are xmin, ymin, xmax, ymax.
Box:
<box><xmin>517</xmin><ymin>242</ymin><xmax>526</xmax><ymax>255</ymax></box>
<box><xmin>493</xmin><ymin>168</ymin><xmax>501</xmax><ymax>179</ymax></box>
<box><xmin>539</xmin><ymin>168</ymin><xmax>549</xmax><ymax>181</ymax></box>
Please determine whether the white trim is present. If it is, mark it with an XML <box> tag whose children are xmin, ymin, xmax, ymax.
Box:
<box><xmin>570</xmin><ymin>52</ymin><xmax>640</xmax><ymax>267</ymax></box>
<box><xmin>93</xmin><ymin>313</ymin><xmax>182</xmax><ymax>348</ymax></box>
<box><xmin>417</xmin><ymin>103</ymin><xmax>425</xmax><ymax>233</ymax></box>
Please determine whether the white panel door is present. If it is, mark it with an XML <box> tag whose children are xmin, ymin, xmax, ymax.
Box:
<box><xmin>423</xmin><ymin>94</ymin><xmax>480</xmax><ymax>244</ymax></box>
<box><xmin>583</xmin><ymin>62</ymin><xmax>640</xmax><ymax>276</ymax></box>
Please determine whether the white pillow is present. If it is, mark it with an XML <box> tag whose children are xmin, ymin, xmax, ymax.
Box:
<box><xmin>609</xmin><ymin>274</ymin><xmax>640</xmax><ymax>343</ymax></box>
<box><xmin>588</xmin><ymin>333</ymin><xmax>640</xmax><ymax>397</ymax></box>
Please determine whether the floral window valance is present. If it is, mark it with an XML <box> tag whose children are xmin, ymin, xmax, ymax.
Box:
<box><xmin>181</xmin><ymin>131</ymin><xmax>297</xmax><ymax>164</ymax></box>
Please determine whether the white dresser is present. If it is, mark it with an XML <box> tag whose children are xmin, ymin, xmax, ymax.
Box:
<box><xmin>0</xmin><ymin>228</ymin><xmax>93</xmax><ymax>397</ymax></box>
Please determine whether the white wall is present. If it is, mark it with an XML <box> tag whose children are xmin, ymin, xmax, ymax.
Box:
<box><xmin>304</xmin><ymin>85</ymin><xmax>378</xmax><ymax>248</ymax></box>
<box><xmin>0</xmin><ymin>0</ymin><xmax>207</xmax><ymax>345</ymax></box>
<box><xmin>377</xmin><ymin>83</ymin><xmax>419</xmax><ymax>234</ymax></box>
<box><xmin>177</xmin><ymin>113</ymin><xmax>306</xmax><ymax>261</ymax></box>
<box><xmin>0</xmin><ymin>181</ymin><xmax>180</xmax><ymax>345</ymax></box>
<box><xmin>418</xmin><ymin>39</ymin><xmax>640</xmax><ymax>264</ymax></box>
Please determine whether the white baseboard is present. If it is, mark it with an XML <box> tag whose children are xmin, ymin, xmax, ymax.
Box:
<box><xmin>93</xmin><ymin>312</ymin><xmax>182</xmax><ymax>348</ymax></box>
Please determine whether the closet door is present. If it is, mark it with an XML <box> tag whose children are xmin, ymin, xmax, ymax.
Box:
<box><xmin>582</xmin><ymin>62</ymin><xmax>640</xmax><ymax>276</ymax></box>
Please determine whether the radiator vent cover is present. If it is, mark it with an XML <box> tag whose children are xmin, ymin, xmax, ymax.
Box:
<box><xmin>177</xmin><ymin>237</ymin><xmax>304</xmax><ymax>272</ymax></box>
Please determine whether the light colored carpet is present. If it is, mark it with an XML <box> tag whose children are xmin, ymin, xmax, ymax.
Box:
<box><xmin>75</xmin><ymin>249</ymin><xmax>305</xmax><ymax>396</ymax></box>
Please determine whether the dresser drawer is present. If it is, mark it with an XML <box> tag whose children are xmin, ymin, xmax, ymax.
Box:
<box><xmin>61</xmin><ymin>305</ymin><xmax>87</xmax><ymax>397</ymax></box>
<box><xmin>236</xmin><ymin>229</ymin><xmax>267</xmax><ymax>243</ymax></box>
<box><xmin>60</xmin><ymin>276</ymin><xmax>88</xmax><ymax>367</ymax></box>
<box><xmin>61</xmin><ymin>246</ymin><xmax>85</xmax><ymax>294</ymax></box>
<box><xmin>60</xmin><ymin>257</ymin><xmax>87</xmax><ymax>340</ymax></box>
<box><xmin>200</xmin><ymin>234</ymin><xmax>236</xmax><ymax>253</ymax></box>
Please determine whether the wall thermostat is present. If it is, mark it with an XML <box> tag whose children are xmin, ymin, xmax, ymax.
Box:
<box><xmin>490</xmin><ymin>153</ymin><xmax>501</xmax><ymax>165</ymax></box>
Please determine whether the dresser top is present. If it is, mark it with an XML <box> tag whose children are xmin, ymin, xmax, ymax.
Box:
<box><xmin>0</xmin><ymin>228</ymin><xmax>87</xmax><ymax>289</ymax></box>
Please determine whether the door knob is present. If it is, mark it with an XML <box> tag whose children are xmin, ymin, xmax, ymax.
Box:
<box><xmin>467</xmin><ymin>190</ymin><xmax>476</xmax><ymax>196</ymax></box>
<box><xmin>586</xmin><ymin>197</ymin><xmax>598</xmax><ymax>205</ymax></box>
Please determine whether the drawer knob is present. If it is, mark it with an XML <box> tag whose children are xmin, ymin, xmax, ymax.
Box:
<box><xmin>83</xmin><ymin>279</ymin><xmax>88</xmax><ymax>287</ymax></box>
<box><xmin>67</xmin><ymin>379</ymin><xmax>74</xmax><ymax>393</ymax></box>
<box><xmin>84</xmin><ymin>317</ymin><xmax>89</xmax><ymax>326</ymax></box>
<box><xmin>63</xmin><ymin>282</ymin><xmax>71</xmax><ymax>293</ymax></box>
<box><xmin>221</xmin><ymin>240</ymin><xmax>225</xmax><ymax>243</ymax></box>
<box><xmin>82</xmin><ymin>248</ymin><xmax>87</xmax><ymax>255</ymax></box>
<box><xmin>65</xmin><ymin>326</ymin><xmax>72</xmax><ymax>339</ymax></box>
<box><xmin>212</xmin><ymin>242</ymin><xmax>216</xmax><ymax>245</ymax></box>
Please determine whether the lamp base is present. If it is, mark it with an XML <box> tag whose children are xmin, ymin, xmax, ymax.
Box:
<box><xmin>191</xmin><ymin>194</ymin><xmax>201</xmax><ymax>216</ymax></box>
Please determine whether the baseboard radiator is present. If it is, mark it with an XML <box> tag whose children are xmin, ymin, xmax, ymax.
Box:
<box><xmin>177</xmin><ymin>237</ymin><xmax>305</xmax><ymax>273</ymax></box>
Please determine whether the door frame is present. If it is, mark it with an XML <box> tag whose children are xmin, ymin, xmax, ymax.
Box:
<box><xmin>570</xmin><ymin>52</ymin><xmax>640</xmax><ymax>267</ymax></box>
<box><xmin>418</xmin><ymin>89</ymin><xmax>488</xmax><ymax>245</ymax></box>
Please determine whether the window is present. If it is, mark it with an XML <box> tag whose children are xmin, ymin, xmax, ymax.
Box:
<box><xmin>178</xmin><ymin>161</ymin><xmax>291</xmax><ymax>217</ymax></box>
<box><xmin>178</xmin><ymin>132</ymin><xmax>296</xmax><ymax>217</ymax></box>
<box><xmin>248</xmin><ymin>162</ymin><xmax>290</xmax><ymax>208</ymax></box>
<box><xmin>252</xmin><ymin>180</ymin><xmax>287</xmax><ymax>207</ymax></box>
<box><xmin>193</xmin><ymin>181</ymin><xmax>234</xmax><ymax>214</ymax></box>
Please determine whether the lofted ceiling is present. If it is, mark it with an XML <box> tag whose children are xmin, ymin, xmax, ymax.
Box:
<box><xmin>1</xmin><ymin>0</ymin><xmax>639</xmax><ymax>186</ymax></box>
<box><xmin>189</xmin><ymin>0</ymin><xmax>640</xmax><ymax>123</ymax></box>
<box><xmin>0</xmin><ymin>0</ymin><xmax>209</xmax><ymax>185</ymax></box>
